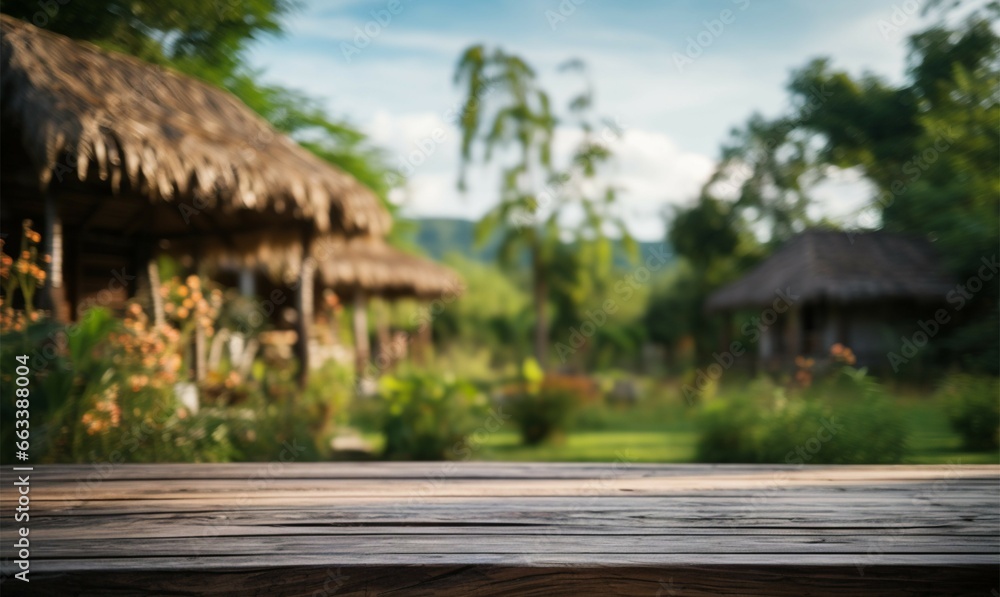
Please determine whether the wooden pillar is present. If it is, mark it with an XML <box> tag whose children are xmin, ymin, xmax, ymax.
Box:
<box><xmin>148</xmin><ymin>260</ymin><xmax>165</xmax><ymax>328</ymax></box>
<box><xmin>238</xmin><ymin>267</ymin><xmax>256</xmax><ymax>297</ymax></box>
<box><xmin>293</xmin><ymin>255</ymin><xmax>315</xmax><ymax>389</ymax></box>
<box><xmin>376</xmin><ymin>299</ymin><xmax>391</xmax><ymax>366</ymax></box>
<box><xmin>352</xmin><ymin>291</ymin><xmax>370</xmax><ymax>376</ymax></box>
<box><xmin>42</xmin><ymin>191</ymin><xmax>70</xmax><ymax>322</ymax></box>
<box><xmin>415</xmin><ymin>313</ymin><xmax>432</xmax><ymax>365</ymax></box>
<box><xmin>194</xmin><ymin>324</ymin><xmax>207</xmax><ymax>382</ymax></box>
<box><xmin>784</xmin><ymin>305</ymin><xmax>801</xmax><ymax>365</ymax></box>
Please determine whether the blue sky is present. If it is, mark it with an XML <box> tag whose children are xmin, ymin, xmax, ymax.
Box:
<box><xmin>247</xmin><ymin>0</ymin><xmax>949</xmax><ymax>240</ymax></box>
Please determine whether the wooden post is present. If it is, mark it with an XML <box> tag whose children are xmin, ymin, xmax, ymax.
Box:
<box><xmin>194</xmin><ymin>324</ymin><xmax>207</xmax><ymax>382</ymax></box>
<box><xmin>238</xmin><ymin>267</ymin><xmax>256</xmax><ymax>297</ymax></box>
<box><xmin>148</xmin><ymin>260</ymin><xmax>165</xmax><ymax>328</ymax></box>
<box><xmin>42</xmin><ymin>191</ymin><xmax>70</xmax><ymax>322</ymax></box>
<box><xmin>293</xmin><ymin>254</ymin><xmax>315</xmax><ymax>389</ymax></box>
<box><xmin>353</xmin><ymin>291</ymin><xmax>370</xmax><ymax>377</ymax></box>
<box><xmin>376</xmin><ymin>299</ymin><xmax>391</xmax><ymax>366</ymax></box>
<box><xmin>784</xmin><ymin>305</ymin><xmax>801</xmax><ymax>367</ymax></box>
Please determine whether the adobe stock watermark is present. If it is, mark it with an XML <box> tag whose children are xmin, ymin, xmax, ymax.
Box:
<box><xmin>714</xmin><ymin>83</ymin><xmax>831</xmax><ymax>196</ymax></box>
<box><xmin>545</xmin><ymin>0</ymin><xmax>587</xmax><ymax>31</ymax></box>
<box><xmin>672</xmin><ymin>0</ymin><xmax>751</xmax><ymax>73</ymax></box>
<box><xmin>728</xmin><ymin>417</ymin><xmax>843</xmax><ymax>536</ymax></box>
<box><xmin>887</xmin><ymin>255</ymin><xmax>998</xmax><ymax>372</ymax></box>
<box><xmin>515</xmin><ymin>451</ymin><xmax>633</xmax><ymax>566</ymax></box>
<box><xmin>384</xmin><ymin>79</ymin><xmax>498</xmax><ymax>188</ymax></box>
<box><xmin>853</xmin><ymin>460</ymin><xmax>965</xmax><ymax>576</ymax></box>
<box><xmin>390</xmin><ymin>406</ymin><xmax>511</xmax><ymax>516</ymax></box>
<box><xmin>341</xmin><ymin>0</ymin><xmax>413</xmax><ymax>62</ymax></box>
<box><xmin>509</xmin><ymin>117</ymin><xmax>625</xmax><ymax>229</ymax></box>
<box><xmin>24</xmin><ymin>0</ymin><xmax>70</xmax><ymax>28</ymax></box>
<box><xmin>877</xmin><ymin>0</ymin><xmax>923</xmax><ymax>40</ymax></box>
<box><xmin>554</xmin><ymin>242</ymin><xmax>670</xmax><ymax>362</ymax></box>
<box><xmin>682</xmin><ymin>287</ymin><xmax>799</xmax><ymax>404</ymax></box>
<box><xmin>356</xmin><ymin>276</ymin><xmax>465</xmax><ymax>387</ymax></box>
<box><xmin>850</xmin><ymin>127</ymin><xmax>957</xmax><ymax>238</ymax></box>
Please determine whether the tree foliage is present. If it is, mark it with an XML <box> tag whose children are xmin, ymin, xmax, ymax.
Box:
<box><xmin>453</xmin><ymin>45</ymin><xmax>634</xmax><ymax>366</ymax></box>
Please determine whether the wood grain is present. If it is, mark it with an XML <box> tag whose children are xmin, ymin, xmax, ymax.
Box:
<box><xmin>0</xmin><ymin>463</ymin><xmax>997</xmax><ymax>596</ymax></box>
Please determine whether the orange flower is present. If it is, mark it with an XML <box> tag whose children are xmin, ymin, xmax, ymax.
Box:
<box><xmin>830</xmin><ymin>343</ymin><xmax>845</xmax><ymax>356</ymax></box>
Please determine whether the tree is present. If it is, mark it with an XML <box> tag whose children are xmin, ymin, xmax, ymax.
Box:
<box><xmin>661</xmin><ymin>195</ymin><xmax>763</xmax><ymax>364</ymax></box>
<box><xmin>1</xmin><ymin>0</ymin><xmax>293</xmax><ymax>82</ymax></box>
<box><xmin>787</xmin><ymin>4</ymin><xmax>999</xmax><ymax>372</ymax></box>
<box><xmin>453</xmin><ymin>46</ymin><xmax>633</xmax><ymax>367</ymax></box>
<box><xmin>706</xmin><ymin>113</ymin><xmax>818</xmax><ymax>244</ymax></box>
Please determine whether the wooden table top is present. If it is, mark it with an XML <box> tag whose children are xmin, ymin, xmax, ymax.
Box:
<box><xmin>1</xmin><ymin>463</ymin><xmax>998</xmax><ymax>596</ymax></box>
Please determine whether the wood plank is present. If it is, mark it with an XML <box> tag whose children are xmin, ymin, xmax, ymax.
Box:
<box><xmin>0</xmin><ymin>463</ymin><xmax>995</xmax><ymax>596</ymax></box>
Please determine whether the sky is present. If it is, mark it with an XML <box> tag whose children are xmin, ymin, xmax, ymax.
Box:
<box><xmin>247</xmin><ymin>0</ymin><xmax>944</xmax><ymax>240</ymax></box>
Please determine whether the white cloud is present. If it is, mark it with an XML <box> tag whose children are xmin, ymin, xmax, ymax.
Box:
<box><xmin>247</xmin><ymin>0</ymin><xmax>941</xmax><ymax>241</ymax></box>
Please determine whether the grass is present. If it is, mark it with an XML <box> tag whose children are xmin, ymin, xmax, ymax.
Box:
<box><xmin>898</xmin><ymin>397</ymin><xmax>999</xmax><ymax>464</ymax></box>
<box><xmin>353</xmin><ymin>379</ymin><xmax>999</xmax><ymax>464</ymax></box>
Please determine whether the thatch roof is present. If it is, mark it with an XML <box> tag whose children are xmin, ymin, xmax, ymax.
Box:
<box><xmin>312</xmin><ymin>236</ymin><xmax>464</xmax><ymax>300</ymax></box>
<box><xmin>0</xmin><ymin>15</ymin><xmax>390</xmax><ymax>236</ymax></box>
<box><xmin>211</xmin><ymin>235</ymin><xmax>464</xmax><ymax>301</ymax></box>
<box><xmin>705</xmin><ymin>229</ymin><xmax>954</xmax><ymax>312</ymax></box>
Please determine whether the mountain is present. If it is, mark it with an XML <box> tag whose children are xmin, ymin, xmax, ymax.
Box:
<box><xmin>402</xmin><ymin>217</ymin><xmax>672</xmax><ymax>268</ymax></box>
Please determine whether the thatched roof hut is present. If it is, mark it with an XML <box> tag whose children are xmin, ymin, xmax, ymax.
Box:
<box><xmin>0</xmin><ymin>15</ymin><xmax>391</xmax><ymax>325</ymax></box>
<box><xmin>706</xmin><ymin>229</ymin><xmax>953</xmax><ymax>312</ymax></box>
<box><xmin>313</xmin><ymin>235</ymin><xmax>463</xmax><ymax>300</ymax></box>
<box><xmin>0</xmin><ymin>15</ymin><xmax>389</xmax><ymax>237</ymax></box>
<box><xmin>703</xmin><ymin>229</ymin><xmax>954</xmax><ymax>371</ymax></box>
<box><xmin>209</xmin><ymin>235</ymin><xmax>462</xmax><ymax>376</ymax></box>
<box><xmin>230</xmin><ymin>235</ymin><xmax>462</xmax><ymax>300</ymax></box>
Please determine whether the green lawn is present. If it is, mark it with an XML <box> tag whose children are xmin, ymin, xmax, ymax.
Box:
<box><xmin>898</xmin><ymin>398</ymin><xmax>1000</xmax><ymax>464</ymax></box>
<box><xmin>357</xmin><ymin>390</ymin><xmax>999</xmax><ymax>464</ymax></box>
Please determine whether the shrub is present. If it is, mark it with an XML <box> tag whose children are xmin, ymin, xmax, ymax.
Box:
<box><xmin>508</xmin><ymin>384</ymin><xmax>577</xmax><ymax>446</ymax></box>
<box><xmin>696</xmin><ymin>368</ymin><xmax>910</xmax><ymax>464</ymax></box>
<box><xmin>377</xmin><ymin>371</ymin><xmax>486</xmax><ymax>460</ymax></box>
<box><xmin>506</xmin><ymin>360</ymin><xmax>594</xmax><ymax>445</ymax></box>
<box><xmin>694</xmin><ymin>390</ymin><xmax>762</xmax><ymax>462</ymax></box>
<box><xmin>939</xmin><ymin>374</ymin><xmax>1000</xmax><ymax>450</ymax></box>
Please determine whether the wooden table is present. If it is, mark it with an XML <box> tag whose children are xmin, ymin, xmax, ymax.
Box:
<box><xmin>2</xmin><ymin>463</ymin><xmax>998</xmax><ymax>595</ymax></box>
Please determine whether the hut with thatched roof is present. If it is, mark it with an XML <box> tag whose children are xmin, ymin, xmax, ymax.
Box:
<box><xmin>705</xmin><ymin>229</ymin><xmax>954</xmax><ymax>371</ymax></box>
<box><xmin>212</xmin><ymin>235</ymin><xmax>464</xmax><ymax>375</ymax></box>
<box><xmin>0</xmin><ymin>15</ymin><xmax>390</xmax><ymax>381</ymax></box>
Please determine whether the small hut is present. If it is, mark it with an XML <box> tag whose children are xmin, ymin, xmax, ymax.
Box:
<box><xmin>212</xmin><ymin>235</ymin><xmax>464</xmax><ymax>376</ymax></box>
<box><xmin>705</xmin><ymin>229</ymin><xmax>954</xmax><ymax>371</ymax></box>
<box><xmin>0</xmin><ymin>16</ymin><xmax>390</xmax><ymax>381</ymax></box>
<box><xmin>312</xmin><ymin>235</ymin><xmax>463</xmax><ymax>373</ymax></box>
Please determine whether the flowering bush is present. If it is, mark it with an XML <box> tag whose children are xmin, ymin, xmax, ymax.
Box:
<box><xmin>696</xmin><ymin>354</ymin><xmax>909</xmax><ymax>464</ymax></box>
<box><xmin>793</xmin><ymin>342</ymin><xmax>857</xmax><ymax>388</ymax></box>
<box><xmin>0</xmin><ymin>229</ymin><xmax>346</xmax><ymax>464</ymax></box>
<box><xmin>1</xmin><ymin>220</ymin><xmax>48</xmax><ymax>328</ymax></box>
<box><xmin>505</xmin><ymin>359</ymin><xmax>594</xmax><ymax>445</ymax></box>
<box><xmin>376</xmin><ymin>370</ymin><xmax>486</xmax><ymax>460</ymax></box>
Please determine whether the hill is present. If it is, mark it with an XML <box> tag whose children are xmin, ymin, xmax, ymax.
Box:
<box><xmin>402</xmin><ymin>217</ymin><xmax>672</xmax><ymax>268</ymax></box>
